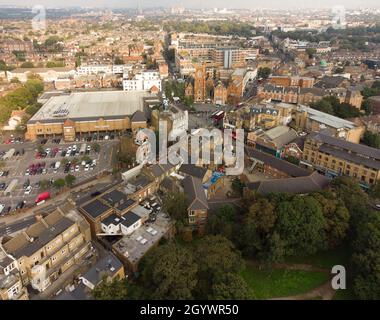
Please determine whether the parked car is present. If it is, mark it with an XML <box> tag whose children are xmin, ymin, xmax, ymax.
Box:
<box><xmin>23</xmin><ymin>179</ymin><xmax>30</xmax><ymax>189</ymax></box>
<box><xmin>24</xmin><ymin>186</ymin><xmax>32</xmax><ymax>195</ymax></box>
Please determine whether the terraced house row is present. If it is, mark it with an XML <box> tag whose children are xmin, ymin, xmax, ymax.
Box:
<box><xmin>301</xmin><ymin>132</ymin><xmax>380</xmax><ymax>187</ymax></box>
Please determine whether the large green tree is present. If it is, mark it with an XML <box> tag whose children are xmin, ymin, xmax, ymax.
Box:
<box><xmin>92</xmin><ymin>277</ymin><xmax>128</xmax><ymax>300</ymax></box>
<box><xmin>141</xmin><ymin>243</ymin><xmax>198</xmax><ymax>299</ymax></box>
<box><xmin>210</xmin><ymin>272</ymin><xmax>253</xmax><ymax>300</ymax></box>
<box><xmin>207</xmin><ymin>204</ymin><xmax>237</xmax><ymax>239</ymax></box>
<box><xmin>275</xmin><ymin>195</ymin><xmax>327</xmax><ymax>256</ymax></box>
<box><xmin>163</xmin><ymin>192</ymin><xmax>188</xmax><ymax>221</ymax></box>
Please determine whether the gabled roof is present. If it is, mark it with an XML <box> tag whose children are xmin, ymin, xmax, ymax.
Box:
<box><xmin>246</xmin><ymin>147</ymin><xmax>310</xmax><ymax>177</ymax></box>
<box><xmin>246</xmin><ymin>172</ymin><xmax>330</xmax><ymax>195</ymax></box>
<box><xmin>182</xmin><ymin>176</ymin><xmax>209</xmax><ymax>211</ymax></box>
<box><xmin>179</xmin><ymin>164</ymin><xmax>208</xmax><ymax>180</ymax></box>
<box><xmin>308</xmin><ymin>131</ymin><xmax>380</xmax><ymax>161</ymax></box>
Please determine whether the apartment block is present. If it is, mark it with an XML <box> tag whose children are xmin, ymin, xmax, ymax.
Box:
<box><xmin>301</xmin><ymin>132</ymin><xmax>380</xmax><ymax>187</ymax></box>
<box><xmin>0</xmin><ymin>206</ymin><xmax>92</xmax><ymax>297</ymax></box>
<box><xmin>294</xmin><ymin>105</ymin><xmax>365</xmax><ymax>143</ymax></box>
<box><xmin>122</xmin><ymin>70</ymin><xmax>162</xmax><ymax>92</ymax></box>
<box><xmin>268</xmin><ymin>76</ymin><xmax>314</xmax><ymax>88</ymax></box>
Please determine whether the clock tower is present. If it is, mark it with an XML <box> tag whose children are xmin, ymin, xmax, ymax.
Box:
<box><xmin>193</xmin><ymin>64</ymin><xmax>206</xmax><ymax>102</ymax></box>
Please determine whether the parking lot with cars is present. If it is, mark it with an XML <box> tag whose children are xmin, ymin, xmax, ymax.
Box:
<box><xmin>0</xmin><ymin>134</ymin><xmax>119</xmax><ymax>216</ymax></box>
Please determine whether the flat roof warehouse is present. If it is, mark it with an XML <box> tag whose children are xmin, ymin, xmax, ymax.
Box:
<box><xmin>28</xmin><ymin>90</ymin><xmax>157</xmax><ymax>124</ymax></box>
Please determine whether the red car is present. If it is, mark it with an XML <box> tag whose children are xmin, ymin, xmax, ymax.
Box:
<box><xmin>35</xmin><ymin>192</ymin><xmax>50</xmax><ymax>204</ymax></box>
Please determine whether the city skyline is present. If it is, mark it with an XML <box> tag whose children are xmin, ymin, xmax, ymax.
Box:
<box><xmin>1</xmin><ymin>0</ymin><xmax>380</xmax><ymax>9</ymax></box>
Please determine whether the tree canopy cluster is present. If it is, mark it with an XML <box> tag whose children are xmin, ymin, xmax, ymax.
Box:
<box><xmin>164</xmin><ymin>21</ymin><xmax>254</xmax><ymax>38</ymax></box>
<box><xmin>131</xmin><ymin>236</ymin><xmax>252</xmax><ymax>300</ymax></box>
<box><xmin>0</xmin><ymin>77</ymin><xmax>44</xmax><ymax>124</ymax></box>
<box><xmin>310</xmin><ymin>96</ymin><xmax>361</xmax><ymax>119</ymax></box>
<box><xmin>361</xmin><ymin>131</ymin><xmax>380</xmax><ymax>149</ymax></box>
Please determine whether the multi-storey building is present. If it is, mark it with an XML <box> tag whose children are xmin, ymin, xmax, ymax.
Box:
<box><xmin>182</xmin><ymin>176</ymin><xmax>209</xmax><ymax>230</ymax></box>
<box><xmin>293</xmin><ymin>105</ymin><xmax>365</xmax><ymax>143</ymax></box>
<box><xmin>7</xmin><ymin>67</ymin><xmax>75</xmax><ymax>83</ymax></box>
<box><xmin>122</xmin><ymin>70</ymin><xmax>162</xmax><ymax>92</ymax></box>
<box><xmin>268</xmin><ymin>76</ymin><xmax>314</xmax><ymax>88</ymax></box>
<box><xmin>301</xmin><ymin>132</ymin><xmax>380</xmax><ymax>187</ymax></box>
<box><xmin>0</xmin><ymin>206</ymin><xmax>92</xmax><ymax>297</ymax></box>
<box><xmin>242</xmin><ymin>102</ymin><xmax>293</xmax><ymax>130</ymax></box>
<box><xmin>1</xmin><ymin>40</ymin><xmax>34</xmax><ymax>54</ymax></box>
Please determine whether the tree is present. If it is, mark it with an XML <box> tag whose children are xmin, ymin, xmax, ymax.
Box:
<box><xmin>118</xmin><ymin>137</ymin><xmax>136</xmax><ymax>167</ymax></box>
<box><xmin>312</xmin><ymin>192</ymin><xmax>350</xmax><ymax>248</ymax></box>
<box><xmin>20</xmin><ymin>61</ymin><xmax>34</xmax><ymax>68</ymax></box>
<box><xmin>310</xmin><ymin>96</ymin><xmax>360</xmax><ymax>119</ymax></box>
<box><xmin>162</xmin><ymin>192</ymin><xmax>188</xmax><ymax>222</ymax></box>
<box><xmin>362</xmin><ymin>131</ymin><xmax>380</xmax><ymax>149</ymax></box>
<box><xmin>210</xmin><ymin>273</ymin><xmax>253</xmax><ymax>300</ymax></box>
<box><xmin>65</xmin><ymin>174</ymin><xmax>76</xmax><ymax>187</ymax></box>
<box><xmin>351</xmin><ymin>211</ymin><xmax>380</xmax><ymax>299</ymax></box>
<box><xmin>141</xmin><ymin>242</ymin><xmax>198</xmax><ymax>299</ymax></box>
<box><xmin>245</xmin><ymin>198</ymin><xmax>276</xmax><ymax>234</ymax></box>
<box><xmin>231</xmin><ymin>177</ymin><xmax>245</xmax><ymax>196</ymax></box>
<box><xmin>53</xmin><ymin>178</ymin><xmax>65</xmax><ymax>189</ymax></box>
<box><xmin>306</xmin><ymin>48</ymin><xmax>317</xmax><ymax>58</ymax></box>
<box><xmin>114</xmin><ymin>56</ymin><xmax>124</xmax><ymax>65</ymax></box>
<box><xmin>310</xmin><ymin>98</ymin><xmax>335</xmax><ymax>115</ymax></box>
<box><xmin>257</xmin><ymin>67</ymin><xmax>271</xmax><ymax>79</ymax></box>
<box><xmin>46</xmin><ymin>61</ymin><xmax>65</xmax><ymax>68</ymax></box>
<box><xmin>207</xmin><ymin>204</ymin><xmax>237</xmax><ymax>239</ymax></box>
<box><xmin>194</xmin><ymin>235</ymin><xmax>244</xmax><ymax>298</ymax></box>
<box><xmin>275</xmin><ymin>195</ymin><xmax>327</xmax><ymax>256</ymax></box>
<box><xmin>92</xmin><ymin>276</ymin><xmax>128</xmax><ymax>300</ymax></box>
<box><xmin>236</xmin><ymin>198</ymin><xmax>281</xmax><ymax>263</ymax></box>
<box><xmin>195</xmin><ymin>235</ymin><xmax>244</xmax><ymax>276</ymax></box>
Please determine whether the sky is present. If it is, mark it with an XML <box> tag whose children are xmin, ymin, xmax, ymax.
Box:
<box><xmin>0</xmin><ymin>0</ymin><xmax>379</xmax><ymax>9</ymax></box>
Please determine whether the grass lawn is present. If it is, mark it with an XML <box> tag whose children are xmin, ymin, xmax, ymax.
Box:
<box><xmin>240</xmin><ymin>264</ymin><xmax>329</xmax><ymax>299</ymax></box>
<box><xmin>284</xmin><ymin>246</ymin><xmax>351</xmax><ymax>269</ymax></box>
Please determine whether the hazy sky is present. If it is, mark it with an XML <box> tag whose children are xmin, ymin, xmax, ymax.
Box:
<box><xmin>1</xmin><ymin>0</ymin><xmax>379</xmax><ymax>9</ymax></box>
